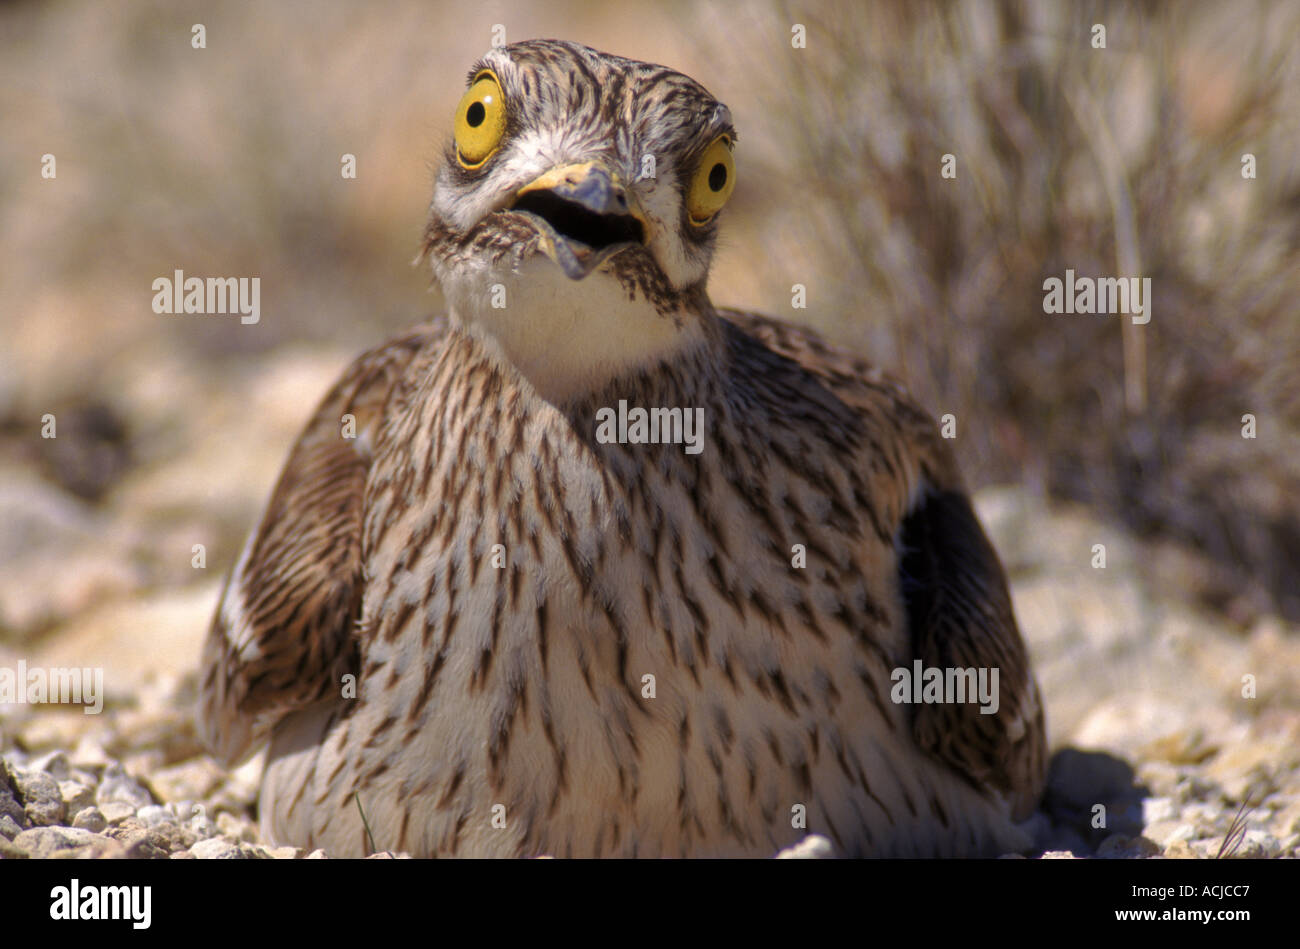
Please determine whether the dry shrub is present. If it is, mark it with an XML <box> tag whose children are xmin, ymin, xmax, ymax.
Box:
<box><xmin>690</xmin><ymin>0</ymin><xmax>1300</xmax><ymax>622</ymax></box>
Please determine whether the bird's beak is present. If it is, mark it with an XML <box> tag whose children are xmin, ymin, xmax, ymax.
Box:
<box><xmin>509</xmin><ymin>162</ymin><xmax>651</xmax><ymax>280</ymax></box>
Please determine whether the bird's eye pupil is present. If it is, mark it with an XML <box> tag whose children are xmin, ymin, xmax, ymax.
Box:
<box><xmin>708</xmin><ymin>163</ymin><xmax>727</xmax><ymax>192</ymax></box>
<box><xmin>466</xmin><ymin>101</ymin><xmax>486</xmax><ymax>128</ymax></box>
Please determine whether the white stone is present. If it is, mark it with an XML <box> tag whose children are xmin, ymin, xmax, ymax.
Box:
<box><xmin>71</xmin><ymin>806</ymin><xmax>107</xmax><ymax>833</ymax></box>
<box><xmin>191</xmin><ymin>837</ymin><xmax>245</xmax><ymax>859</ymax></box>
<box><xmin>58</xmin><ymin>780</ymin><xmax>95</xmax><ymax>815</ymax></box>
<box><xmin>775</xmin><ymin>834</ymin><xmax>836</xmax><ymax>859</ymax></box>
<box><xmin>136</xmin><ymin>804</ymin><xmax>174</xmax><ymax>827</ymax></box>
<box><xmin>1142</xmin><ymin>796</ymin><xmax>1176</xmax><ymax>824</ymax></box>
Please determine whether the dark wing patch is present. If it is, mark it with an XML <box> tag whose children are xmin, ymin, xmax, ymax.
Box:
<box><xmin>899</xmin><ymin>487</ymin><xmax>1046</xmax><ymax>819</ymax></box>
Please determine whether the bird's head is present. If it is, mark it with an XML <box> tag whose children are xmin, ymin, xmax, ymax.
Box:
<box><xmin>420</xmin><ymin>39</ymin><xmax>736</xmax><ymax>402</ymax></box>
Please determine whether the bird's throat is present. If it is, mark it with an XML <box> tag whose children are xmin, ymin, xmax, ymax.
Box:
<box><xmin>446</xmin><ymin>260</ymin><xmax>715</xmax><ymax>405</ymax></box>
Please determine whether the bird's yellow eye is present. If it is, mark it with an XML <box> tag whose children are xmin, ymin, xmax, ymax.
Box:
<box><xmin>454</xmin><ymin>71</ymin><xmax>507</xmax><ymax>168</ymax></box>
<box><xmin>686</xmin><ymin>135</ymin><xmax>735</xmax><ymax>224</ymax></box>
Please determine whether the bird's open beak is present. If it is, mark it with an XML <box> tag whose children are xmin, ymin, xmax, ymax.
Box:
<box><xmin>509</xmin><ymin>162</ymin><xmax>651</xmax><ymax>280</ymax></box>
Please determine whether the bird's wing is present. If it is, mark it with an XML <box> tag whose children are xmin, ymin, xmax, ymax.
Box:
<box><xmin>198</xmin><ymin>322</ymin><xmax>447</xmax><ymax>765</ymax></box>
<box><xmin>717</xmin><ymin>307</ymin><xmax>1047</xmax><ymax>819</ymax></box>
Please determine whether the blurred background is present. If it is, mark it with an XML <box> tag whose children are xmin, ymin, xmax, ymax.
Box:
<box><xmin>1</xmin><ymin>0</ymin><xmax>1298</xmax><ymax>857</ymax></box>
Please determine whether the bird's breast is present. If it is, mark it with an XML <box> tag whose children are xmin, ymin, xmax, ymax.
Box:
<box><xmin>338</xmin><ymin>352</ymin><xmax>933</xmax><ymax>855</ymax></box>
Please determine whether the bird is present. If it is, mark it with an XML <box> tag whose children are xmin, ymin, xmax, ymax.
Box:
<box><xmin>197</xmin><ymin>38</ymin><xmax>1047</xmax><ymax>858</ymax></box>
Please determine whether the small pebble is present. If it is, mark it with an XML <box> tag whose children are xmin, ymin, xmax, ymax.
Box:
<box><xmin>69</xmin><ymin>736</ymin><xmax>112</xmax><ymax>771</ymax></box>
<box><xmin>1236</xmin><ymin>829</ymin><xmax>1280</xmax><ymax>857</ymax></box>
<box><xmin>775</xmin><ymin>835</ymin><xmax>836</xmax><ymax>859</ymax></box>
<box><xmin>1142</xmin><ymin>797</ymin><xmax>1177</xmax><ymax>824</ymax></box>
<box><xmin>0</xmin><ymin>782</ymin><xmax>25</xmax><ymax>828</ymax></box>
<box><xmin>135</xmin><ymin>804</ymin><xmax>174</xmax><ymax>827</ymax></box>
<box><xmin>105</xmin><ymin>821</ymin><xmax>171</xmax><ymax>859</ymax></box>
<box><xmin>191</xmin><ymin>837</ymin><xmax>246</xmax><ymax>859</ymax></box>
<box><xmin>59</xmin><ymin>780</ymin><xmax>95</xmax><ymax>815</ymax></box>
<box><xmin>71</xmin><ymin>806</ymin><xmax>107</xmax><ymax>833</ymax></box>
<box><xmin>1190</xmin><ymin>837</ymin><xmax>1224</xmax><ymax>858</ymax></box>
<box><xmin>216</xmin><ymin>810</ymin><xmax>258</xmax><ymax>843</ymax></box>
<box><xmin>1</xmin><ymin>751</ymin><xmax>29</xmax><ymax>773</ymax></box>
<box><xmin>96</xmin><ymin>763</ymin><xmax>154</xmax><ymax>811</ymax></box>
<box><xmin>14</xmin><ymin>770</ymin><xmax>65</xmax><ymax>827</ymax></box>
<box><xmin>1098</xmin><ymin>834</ymin><xmax>1160</xmax><ymax>858</ymax></box>
<box><xmin>150</xmin><ymin>759</ymin><xmax>224</xmax><ymax>804</ymax></box>
<box><xmin>189</xmin><ymin>814</ymin><xmax>220</xmax><ymax>840</ymax></box>
<box><xmin>1144</xmin><ymin>821</ymin><xmax>1195</xmax><ymax>847</ymax></box>
<box><xmin>100</xmin><ymin>802</ymin><xmax>136</xmax><ymax>825</ymax></box>
<box><xmin>1135</xmin><ymin>761</ymin><xmax>1181</xmax><ymax>798</ymax></box>
<box><xmin>28</xmin><ymin>751</ymin><xmax>71</xmax><ymax>781</ymax></box>
<box><xmin>12</xmin><ymin>825</ymin><xmax>103</xmax><ymax>858</ymax></box>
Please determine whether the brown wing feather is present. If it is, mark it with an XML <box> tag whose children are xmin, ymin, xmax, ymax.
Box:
<box><xmin>895</xmin><ymin>487</ymin><xmax>1047</xmax><ymax>818</ymax></box>
<box><xmin>198</xmin><ymin>322</ymin><xmax>446</xmax><ymax>765</ymax></box>
<box><xmin>718</xmin><ymin>306</ymin><xmax>1047</xmax><ymax>819</ymax></box>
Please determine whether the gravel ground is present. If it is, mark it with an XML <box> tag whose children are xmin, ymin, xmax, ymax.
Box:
<box><xmin>2</xmin><ymin>487</ymin><xmax>1296</xmax><ymax>860</ymax></box>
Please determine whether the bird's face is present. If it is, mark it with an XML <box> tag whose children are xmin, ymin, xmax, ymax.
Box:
<box><xmin>421</xmin><ymin>40</ymin><xmax>737</xmax><ymax>401</ymax></box>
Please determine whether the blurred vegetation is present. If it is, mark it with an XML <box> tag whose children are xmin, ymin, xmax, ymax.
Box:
<box><xmin>1</xmin><ymin>0</ymin><xmax>1297</xmax><ymax>632</ymax></box>
<box><xmin>691</xmin><ymin>0</ymin><xmax>1300</xmax><ymax>622</ymax></box>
